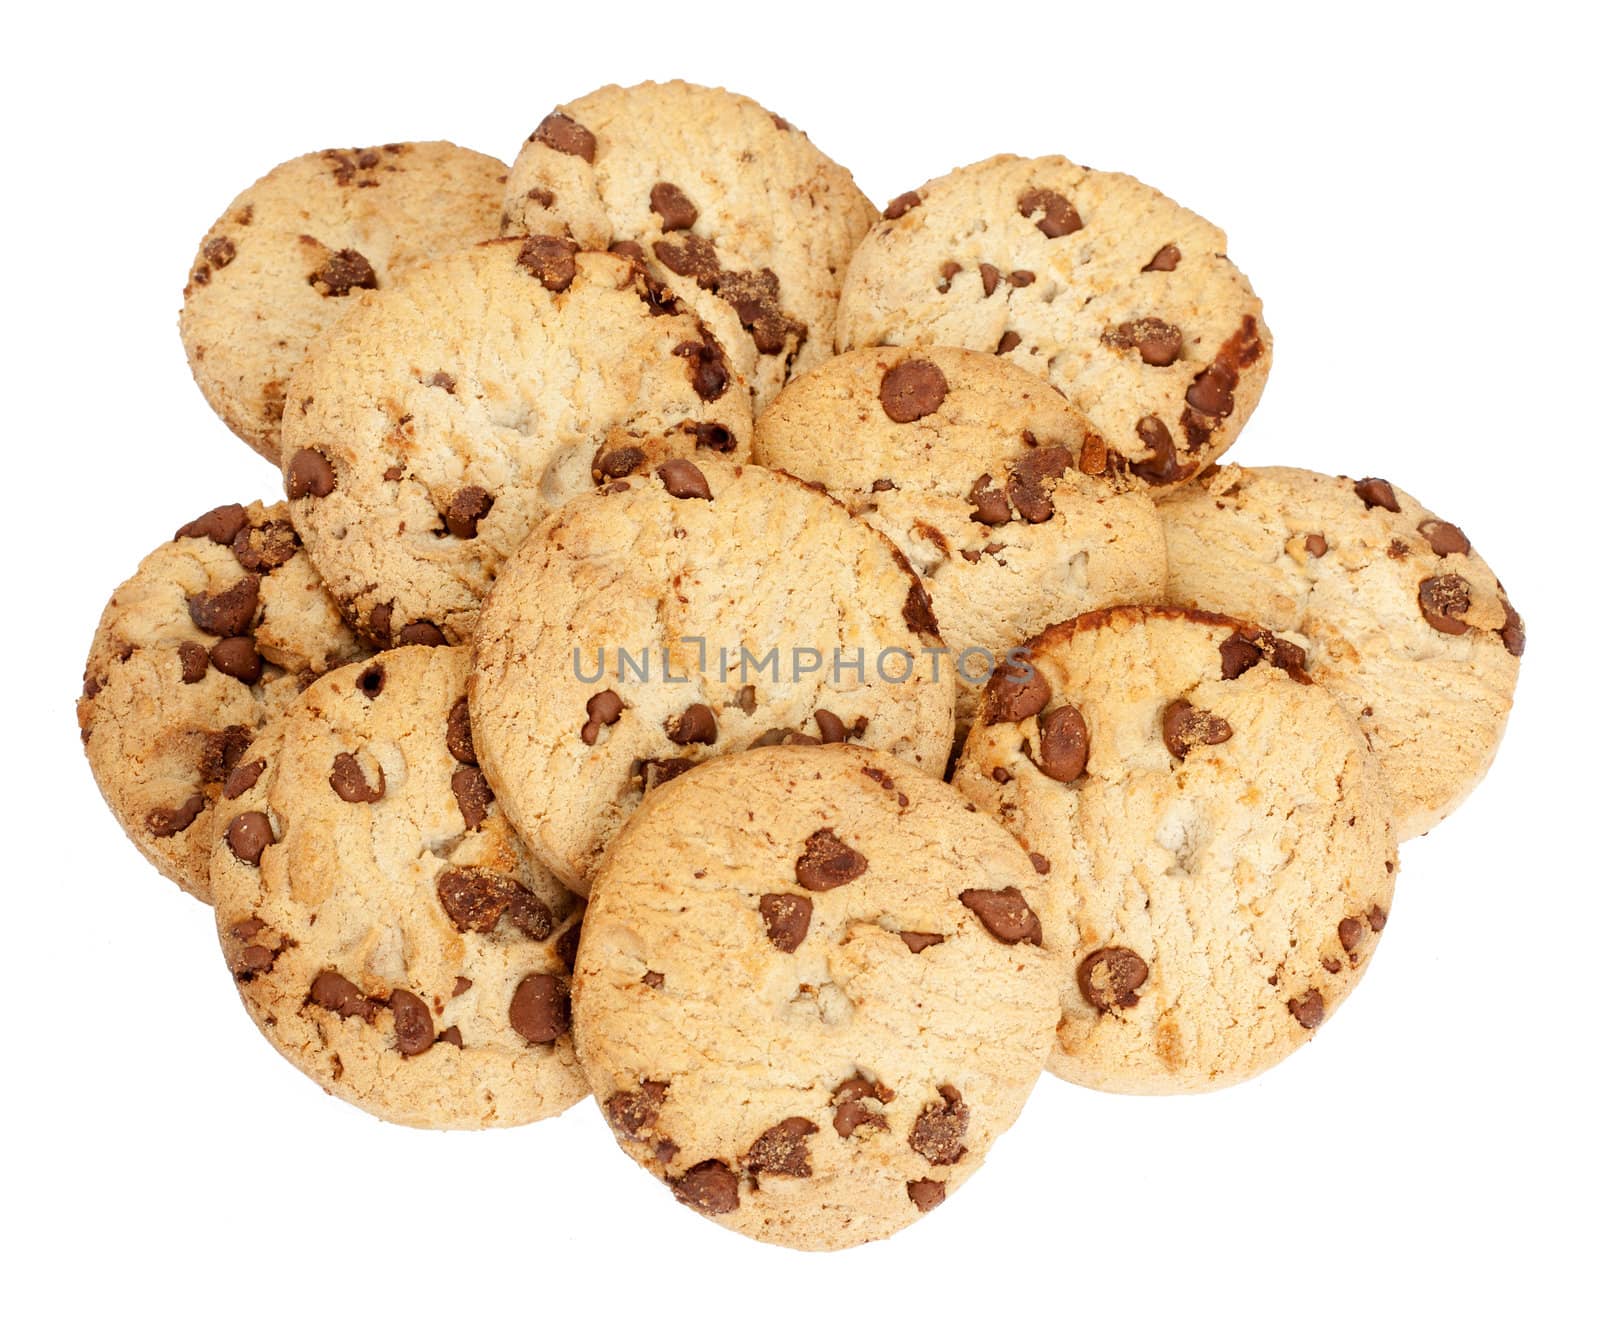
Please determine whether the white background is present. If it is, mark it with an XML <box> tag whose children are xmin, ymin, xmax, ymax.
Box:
<box><xmin>4</xmin><ymin>2</ymin><xmax>1593</xmax><ymax>1314</ymax></box>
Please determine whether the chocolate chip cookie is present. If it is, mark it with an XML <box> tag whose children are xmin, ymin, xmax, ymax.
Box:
<box><xmin>753</xmin><ymin>346</ymin><xmax>1167</xmax><ymax>723</ymax></box>
<box><xmin>209</xmin><ymin>645</ymin><xmax>586</xmax><ymax>1128</ymax></box>
<box><xmin>280</xmin><ymin>243</ymin><xmax>754</xmax><ymax>646</ymax></box>
<box><xmin>79</xmin><ymin>502</ymin><xmax>365</xmax><ymax>900</ymax></box>
<box><xmin>1159</xmin><ymin>465</ymin><xmax>1524</xmax><ymax>838</ymax></box>
<box><xmin>468</xmin><ymin>460</ymin><xmax>956</xmax><ymax>894</ymax></box>
<box><xmin>503</xmin><ymin>80</ymin><xmax>878</xmax><ymax>412</ymax></box>
<box><xmin>953</xmin><ymin>606</ymin><xmax>1397</xmax><ymax>1094</ymax></box>
<box><xmin>836</xmin><ymin>155</ymin><xmax>1270</xmax><ymax>488</ymax></box>
<box><xmin>179</xmin><ymin>142</ymin><xmax>507</xmax><ymax>464</ymax></box>
<box><xmin>572</xmin><ymin>743</ymin><xmax>1062</xmax><ymax>1249</ymax></box>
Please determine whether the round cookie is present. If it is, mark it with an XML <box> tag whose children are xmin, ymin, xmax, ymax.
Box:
<box><xmin>209</xmin><ymin>645</ymin><xmax>586</xmax><ymax>1129</ymax></box>
<box><xmin>503</xmin><ymin>80</ymin><xmax>878</xmax><ymax>412</ymax></box>
<box><xmin>835</xmin><ymin>154</ymin><xmax>1270</xmax><ymax>489</ymax></box>
<box><xmin>469</xmin><ymin>459</ymin><xmax>956</xmax><ymax>895</ymax></box>
<box><xmin>179</xmin><ymin>142</ymin><xmax>508</xmax><ymax>464</ymax></box>
<box><xmin>954</xmin><ymin>606</ymin><xmax>1397</xmax><ymax>1095</ymax></box>
<box><xmin>573</xmin><ymin>743</ymin><xmax>1063</xmax><ymax>1250</ymax></box>
<box><xmin>753</xmin><ymin>346</ymin><xmax>1168</xmax><ymax>723</ymax></box>
<box><xmin>78</xmin><ymin>501</ymin><xmax>365</xmax><ymax>901</ymax></box>
<box><xmin>281</xmin><ymin>243</ymin><xmax>754</xmax><ymax>647</ymax></box>
<box><xmin>1158</xmin><ymin>465</ymin><xmax>1524</xmax><ymax>839</ymax></box>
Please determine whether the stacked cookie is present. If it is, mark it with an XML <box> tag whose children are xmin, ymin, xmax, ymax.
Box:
<box><xmin>78</xmin><ymin>80</ymin><xmax>1523</xmax><ymax>1251</ymax></box>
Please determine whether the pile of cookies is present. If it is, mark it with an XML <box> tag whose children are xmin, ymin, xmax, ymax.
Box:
<box><xmin>79</xmin><ymin>81</ymin><xmax>1524</xmax><ymax>1251</ymax></box>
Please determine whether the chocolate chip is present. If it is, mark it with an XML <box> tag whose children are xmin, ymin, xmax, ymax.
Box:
<box><xmin>351</xmin><ymin>665</ymin><xmax>383</xmax><ymax>701</ymax></box>
<box><xmin>429</xmin><ymin>371</ymin><xmax>457</xmax><ymax>393</ymax></box>
<box><xmin>596</xmin><ymin>446</ymin><xmax>645</xmax><ymax>481</ymax></box>
<box><xmin>984</xmin><ymin>655</ymin><xmax>1051</xmax><ymax>724</ymax></box>
<box><xmin>937</xmin><ymin>260</ymin><xmax>962</xmax><ymax>291</ymax></box>
<box><xmin>444</xmin><ymin>486</ymin><xmax>494</xmax><ymax>539</ymax></box>
<box><xmin>178</xmin><ymin>641</ymin><xmax>209</xmax><ymax>684</ymax></box>
<box><xmin>397</xmin><ymin>621</ymin><xmax>446</xmax><ymax>647</ymax></box>
<box><xmin>636</xmin><ymin>757</ymin><xmax>696</xmax><ymax>791</ymax></box>
<box><xmin>671</xmin><ymin>1161</ymin><xmax>740</xmax><ymax>1215</ymax></box>
<box><xmin>223</xmin><ymin>758</ymin><xmax>265</xmax><ymax>799</ymax></box>
<box><xmin>907</xmin><ymin>1180</ymin><xmax>946</xmax><ymax>1212</ymax></box>
<box><xmin>1354</xmin><ymin>478</ymin><xmax>1400</xmax><ymax>513</ymax></box>
<box><xmin>1288</xmin><ymin>990</ymin><xmax>1325</xmax><ymax>1030</ymax></box>
<box><xmin>209</xmin><ymin>637</ymin><xmax>262</xmax><ymax>684</ymax></box>
<box><xmin>286</xmin><ymin>449</ymin><xmax>336</xmax><ymax>499</ymax></box>
<box><xmin>231</xmin><ymin>519</ymin><xmax>299</xmax><ymax>573</ymax></box>
<box><xmin>506</xmin><ymin>887</ymin><xmax>555</xmax><ymax>940</ymax></box>
<box><xmin>1499</xmin><ymin>596</ymin><xmax>1526</xmax><ymax>657</ymax></box>
<box><xmin>1162</xmin><ymin>700</ymin><xmax>1233</xmax><ymax>759</ymax></box>
<box><xmin>1104</xmin><ymin>318</ymin><xmax>1183</xmax><ymax>366</ymax></box>
<box><xmin>996</xmin><ymin>330</ymin><xmax>1022</xmax><ymax>354</ymax></box>
<box><xmin>452</xmin><ymin>766</ymin><xmax>493</xmax><ymax>829</ymax></box>
<box><xmin>758</xmin><ymin>893</ymin><xmax>812</xmax><ymax>952</ymax></box>
<box><xmin>1142</xmin><ymin>244</ymin><xmax>1181</xmax><ymax>272</ymax></box>
<box><xmin>1419</xmin><ymin>518</ymin><xmax>1471</xmax><ymax>556</ymax></box>
<box><xmin>909</xmin><ymin>1085</ymin><xmax>968</xmax><ymax>1165</ymax></box>
<box><xmin>903</xmin><ymin>578</ymin><xmax>938</xmax><ymax>638</ymax></box>
<box><xmin>979</xmin><ymin>262</ymin><xmax>1001</xmax><ymax>297</ymax></box>
<box><xmin>1218</xmin><ymin>633</ymin><xmax>1261</xmax><ymax>679</ymax></box>
<box><xmin>655</xmin><ymin>232</ymin><xmax>721</xmax><ymax>283</ymax></box>
<box><xmin>686</xmin><ymin>422</ymin><xmax>736</xmax><ymax>453</ymax></box>
<box><xmin>438</xmin><ymin>1026</ymin><xmax>463</xmax><ymax>1048</ymax></box>
<box><xmin>606</xmin><ymin>1081</ymin><xmax>668</xmax><ymax>1137</ymax></box>
<box><xmin>1077</xmin><ymin>947</ymin><xmax>1148</xmax><ymax>1012</ymax></box>
<box><xmin>1032</xmin><ymin>704</ymin><xmax>1089</xmax><ymax>782</ymax></box>
<box><xmin>967</xmin><ymin>474</ymin><xmax>1012</xmax><ymax>525</ymax></box>
<box><xmin>1367</xmin><ymin>905</ymin><xmax>1388</xmax><ymax>932</ymax></box>
<box><xmin>436</xmin><ymin>867</ymin><xmax>514</xmax><ymax>933</ymax></box>
<box><xmin>795</xmin><ymin>828</ymin><xmax>867</xmax><ymax>891</ymax></box>
<box><xmin>329</xmin><ymin>752</ymin><xmax>384</xmax><ymax>803</ymax></box>
<box><xmin>554</xmin><ymin>918</ymin><xmax>583</xmax><ymax>972</ymax></box>
<box><xmin>509</xmin><ymin>973</ymin><xmax>570</xmax><ymax>1044</ymax></box>
<box><xmin>657</xmin><ymin>458</ymin><xmax>712</xmax><ymax>500</ymax></box>
<box><xmin>832</xmin><ymin>1073</ymin><xmax>893</xmax><ymax>1137</ymax></box>
<box><xmin>960</xmin><ymin>887</ymin><xmax>1043</xmax><ymax>945</ymax></box>
<box><xmin>813</xmin><ymin>710</ymin><xmax>848</xmax><ymax>743</ymax></box>
<box><xmin>1305</xmin><ymin>533</ymin><xmax>1328</xmax><ymax>557</ymax></box>
<box><xmin>884</xmin><ymin>190</ymin><xmax>922</xmax><ymax>220</ymax></box>
<box><xmin>1006</xmin><ymin>446</ymin><xmax>1072</xmax><ymax>523</ymax></box>
<box><xmin>666</xmin><ymin>703</ymin><xmax>717</xmax><ymax>745</ymax></box>
<box><xmin>1338</xmin><ymin>917</ymin><xmax>1365</xmax><ymax>953</ymax></box>
<box><xmin>516</xmin><ymin>235</ymin><xmax>578</xmax><ymax>292</ymax></box>
<box><xmin>1008</xmin><ymin>269</ymin><xmax>1036</xmax><ymax>287</ymax></box>
<box><xmin>745</xmin><ymin>1117</ymin><xmax>818</xmax><ymax>1177</ymax></box>
<box><xmin>1129</xmin><ymin>415</ymin><xmax>1186</xmax><ymax>484</ymax></box>
<box><xmin>581</xmin><ymin>689</ymin><xmax>624</xmax><ymax>745</ymax></box>
<box><xmin>203</xmin><ymin>236</ymin><xmax>236</xmax><ymax>268</ymax></box>
<box><xmin>439</xmin><ymin>699</ymin><xmax>475</xmax><ymax>769</ymax></box>
<box><xmin>1029</xmin><ymin>853</ymin><xmax>1051</xmax><ymax>875</ymax></box>
<box><xmin>1017</xmin><ymin>187</ymin><xmax>1082</xmax><ymax>238</ymax></box>
<box><xmin>531</xmin><ymin>111</ymin><xmax>596</xmax><ymax>162</ymax></box>
<box><xmin>176</xmin><ymin>503</ymin><xmax>248</xmax><ymax>544</ymax></box>
<box><xmin>187</xmin><ymin>574</ymin><xmax>259</xmax><ymax>637</ymax></box>
<box><xmin>735</xmin><ymin>685</ymin><xmax>757</xmax><ymax>715</ymax></box>
<box><xmin>310</xmin><ymin>970</ymin><xmax>377</xmax><ymax>1023</ymax></box>
<box><xmin>1185</xmin><ymin>362</ymin><xmax>1236</xmax><ymax>417</ymax></box>
<box><xmin>1418</xmin><ymin>575</ymin><xmax>1472</xmax><ymax>635</ymax></box>
<box><xmin>388</xmin><ymin>989</ymin><xmax>434</xmax><ymax>1056</ymax></box>
<box><xmin>879</xmin><ymin>359</ymin><xmax>948</xmax><ymax>422</ymax></box>
<box><xmin>225</xmin><ymin>811</ymin><xmax>273</xmax><ymax>864</ymax></box>
<box><xmin>146</xmin><ymin>794</ymin><xmax>205</xmax><ymax>838</ymax></box>
<box><xmin>671</xmin><ymin>338</ymin><xmax>730</xmax><ymax>400</ymax></box>
<box><xmin>308</xmin><ymin>248</ymin><xmax>377</xmax><ymax>298</ymax></box>
<box><xmin>650</xmin><ymin>181</ymin><xmax>699</xmax><ymax>231</ymax></box>
<box><xmin>900</xmin><ymin>931</ymin><xmax>944</xmax><ymax>953</ymax></box>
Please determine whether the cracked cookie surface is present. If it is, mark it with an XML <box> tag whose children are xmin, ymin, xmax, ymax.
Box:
<box><xmin>280</xmin><ymin>244</ymin><xmax>754</xmax><ymax>646</ymax></box>
<box><xmin>503</xmin><ymin>80</ymin><xmax>878</xmax><ymax>412</ymax></box>
<box><xmin>572</xmin><ymin>743</ymin><xmax>1062</xmax><ymax>1250</ymax></box>
<box><xmin>954</xmin><ymin>606</ymin><xmax>1397</xmax><ymax>1094</ymax></box>
<box><xmin>753</xmin><ymin>346</ymin><xmax>1167</xmax><ymax>723</ymax></box>
<box><xmin>208</xmin><ymin>645</ymin><xmax>586</xmax><ymax>1129</ymax></box>
<box><xmin>179</xmin><ymin>142</ymin><xmax>508</xmax><ymax>464</ymax></box>
<box><xmin>1159</xmin><ymin>465</ymin><xmax>1523</xmax><ymax>838</ymax></box>
<box><xmin>468</xmin><ymin>460</ymin><xmax>956</xmax><ymax>895</ymax></box>
<box><xmin>836</xmin><ymin>154</ymin><xmax>1270</xmax><ymax>489</ymax></box>
<box><xmin>78</xmin><ymin>501</ymin><xmax>364</xmax><ymax>900</ymax></box>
